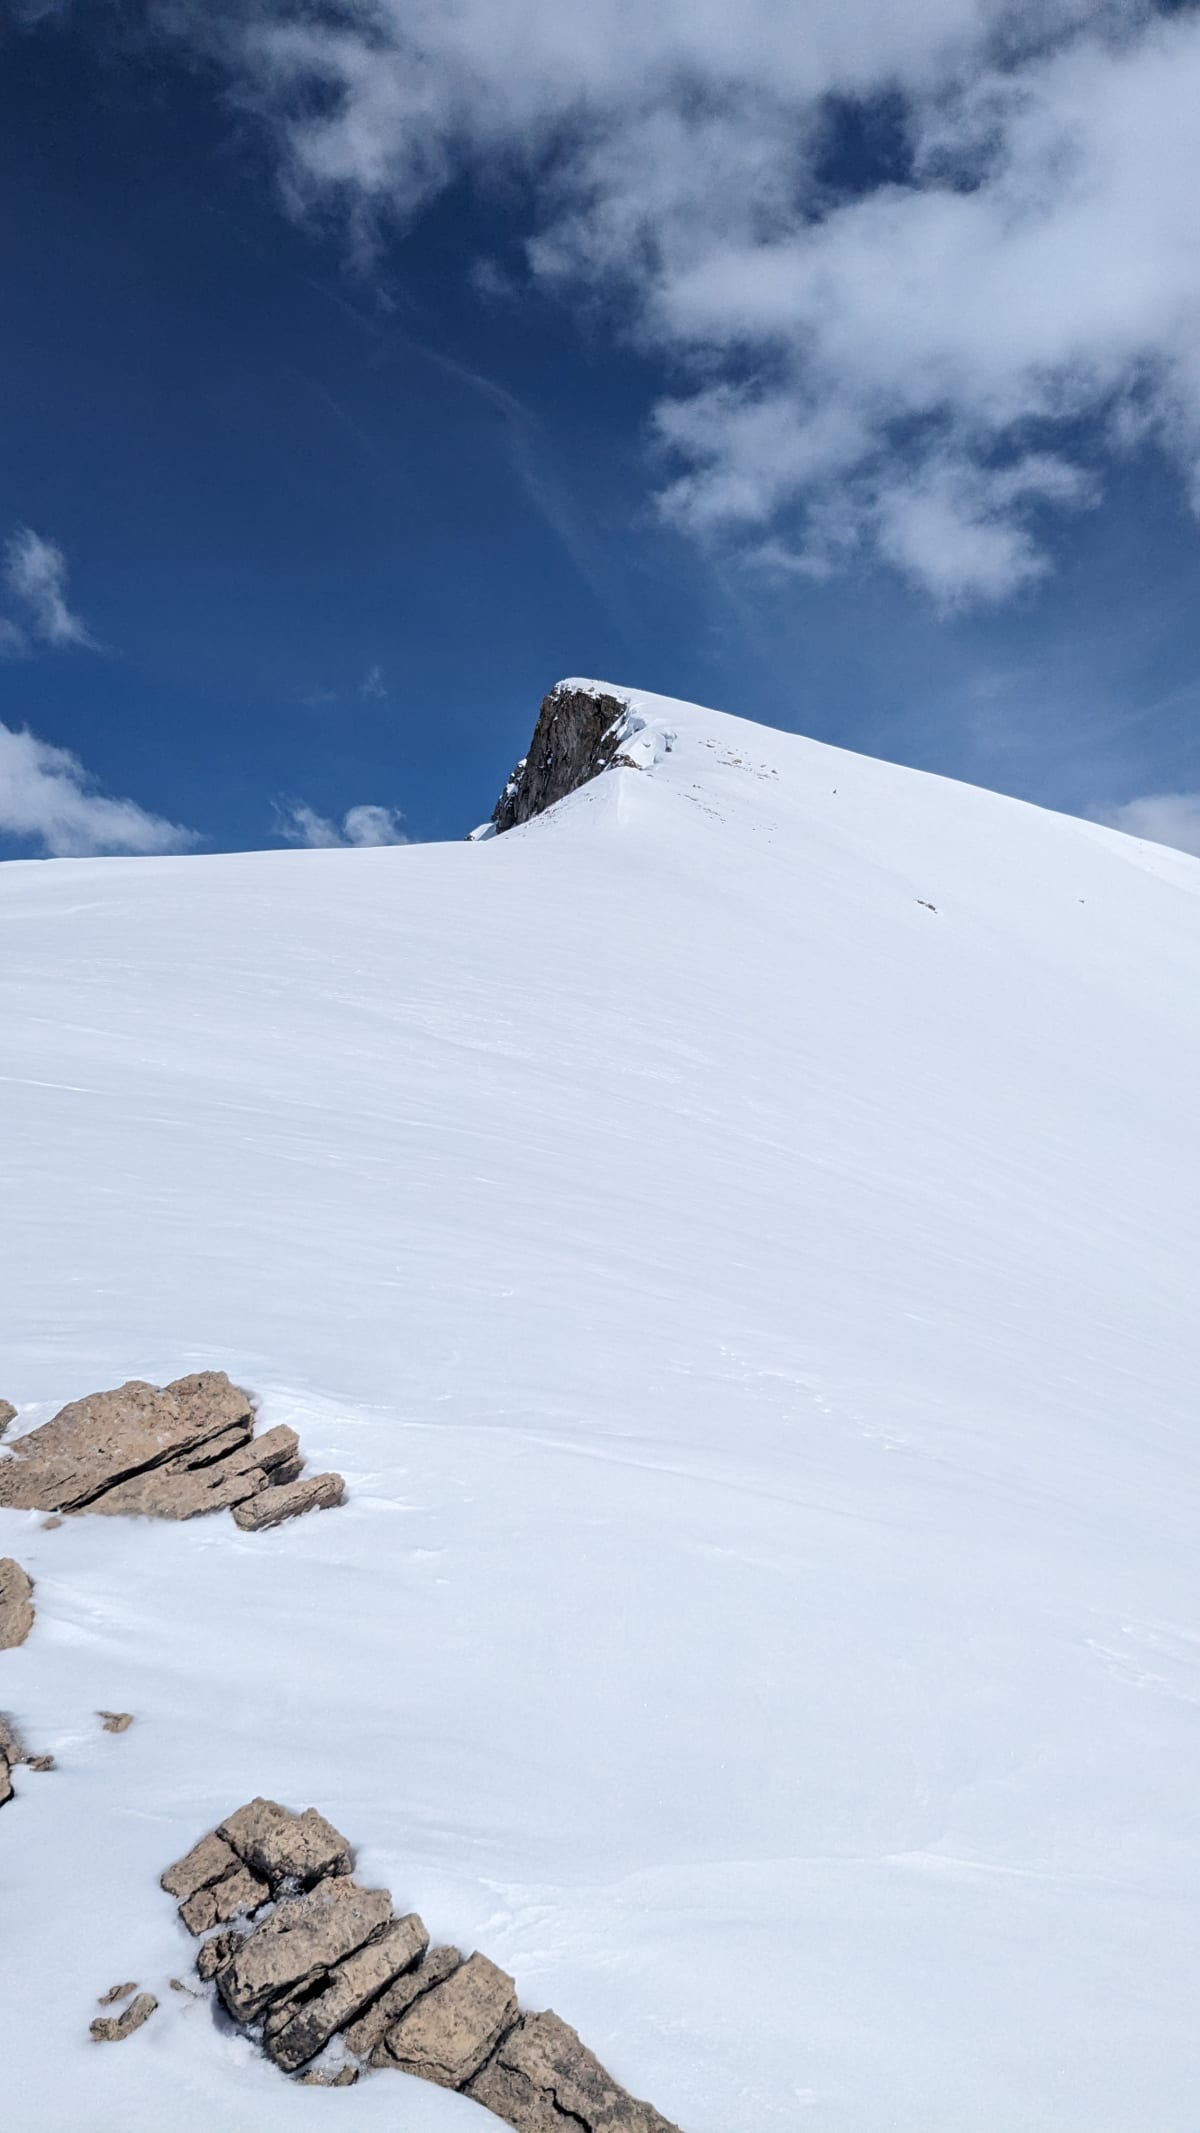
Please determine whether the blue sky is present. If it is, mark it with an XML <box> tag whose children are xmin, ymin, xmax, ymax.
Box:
<box><xmin>2</xmin><ymin>1</ymin><xmax>1200</xmax><ymax>858</ymax></box>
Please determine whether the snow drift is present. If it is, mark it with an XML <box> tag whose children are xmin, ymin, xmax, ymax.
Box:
<box><xmin>2</xmin><ymin>681</ymin><xmax>1199</xmax><ymax>2131</ymax></box>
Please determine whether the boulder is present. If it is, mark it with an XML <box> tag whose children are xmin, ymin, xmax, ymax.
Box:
<box><xmin>380</xmin><ymin>1951</ymin><xmax>518</xmax><ymax>2089</ymax></box>
<box><xmin>468</xmin><ymin>2010</ymin><xmax>683</xmax><ymax>2133</ymax></box>
<box><xmin>0</xmin><ymin>1559</ymin><xmax>35</xmax><ymax>1650</ymax></box>
<box><xmin>99</xmin><ymin>1711</ymin><xmax>134</xmax><ymax>1733</ymax></box>
<box><xmin>264</xmin><ymin>1912</ymin><xmax>429</xmax><ymax>2072</ymax></box>
<box><xmin>90</xmin><ymin>1424</ymin><xmax>300</xmax><ymax>1519</ymax></box>
<box><xmin>351</xmin><ymin>1944</ymin><xmax>462</xmax><ymax>2060</ymax></box>
<box><xmin>219</xmin><ymin>1798</ymin><xmax>352</xmax><ymax>1890</ymax></box>
<box><xmin>0</xmin><ymin>1373</ymin><xmax>254</xmax><ymax>1513</ymax></box>
<box><xmin>90</xmin><ymin>1993</ymin><xmax>157</xmax><ymax>2044</ymax></box>
<box><xmin>0</xmin><ymin>1398</ymin><xmax>15</xmax><ymax>1437</ymax></box>
<box><xmin>218</xmin><ymin>1878</ymin><xmax>392</xmax><ymax>2025</ymax></box>
<box><xmin>231</xmin><ymin>1471</ymin><xmax>345</xmax><ymax>1531</ymax></box>
<box><xmin>97</xmin><ymin>1983</ymin><xmax>139</xmax><ymax>2008</ymax></box>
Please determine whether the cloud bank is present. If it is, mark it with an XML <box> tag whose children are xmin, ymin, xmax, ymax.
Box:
<box><xmin>276</xmin><ymin>799</ymin><xmax>409</xmax><ymax>847</ymax></box>
<box><xmin>150</xmin><ymin>1</ymin><xmax>1200</xmax><ymax>603</ymax></box>
<box><xmin>0</xmin><ymin>723</ymin><xmax>198</xmax><ymax>858</ymax></box>
<box><xmin>1095</xmin><ymin>790</ymin><xmax>1200</xmax><ymax>858</ymax></box>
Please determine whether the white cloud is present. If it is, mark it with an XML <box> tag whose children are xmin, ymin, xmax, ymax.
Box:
<box><xmin>0</xmin><ymin>723</ymin><xmax>198</xmax><ymax>858</ymax></box>
<box><xmin>3</xmin><ymin>527</ymin><xmax>95</xmax><ymax>649</ymax></box>
<box><xmin>359</xmin><ymin>663</ymin><xmax>387</xmax><ymax>701</ymax></box>
<box><xmin>1094</xmin><ymin>791</ymin><xmax>1200</xmax><ymax>858</ymax></box>
<box><xmin>146</xmin><ymin>0</ymin><xmax>1200</xmax><ymax>603</ymax></box>
<box><xmin>0</xmin><ymin>618</ymin><xmax>30</xmax><ymax>660</ymax></box>
<box><xmin>276</xmin><ymin>798</ymin><xmax>409</xmax><ymax>847</ymax></box>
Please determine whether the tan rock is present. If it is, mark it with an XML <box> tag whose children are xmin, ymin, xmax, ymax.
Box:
<box><xmin>0</xmin><ymin>1372</ymin><xmax>255</xmax><ymax>1513</ymax></box>
<box><xmin>0</xmin><ymin>1757</ymin><xmax>12</xmax><ymax>1809</ymax></box>
<box><xmin>41</xmin><ymin>1515</ymin><xmax>64</xmax><ymax>1531</ymax></box>
<box><xmin>99</xmin><ymin>1711</ymin><xmax>134</xmax><ymax>1733</ymax></box>
<box><xmin>265</xmin><ymin>1911</ymin><xmax>429</xmax><ymax>2071</ymax></box>
<box><xmin>299</xmin><ymin>2065</ymin><xmax>359</xmax><ymax>2087</ymax></box>
<box><xmin>356</xmin><ymin>1944</ymin><xmax>462</xmax><ymax>2061</ymax></box>
<box><xmin>0</xmin><ymin>1398</ymin><xmax>15</xmax><ymax>1436</ymax></box>
<box><xmin>90</xmin><ymin>1992</ymin><xmax>157</xmax><ymax>2043</ymax></box>
<box><xmin>219</xmin><ymin>1797</ymin><xmax>352</xmax><ymax>1890</ymax></box>
<box><xmin>196</xmin><ymin>1928</ymin><xmax>245</xmax><ymax>1983</ymax></box>
<box><xmin>381</xmin><ymin>1952</ymin><xmax>517</xmax><ymax>2089</ymax></box>
<box><xmin>0</xmin><ymin>1714</ymin><xmax>28</xmax><ymax>1763</ymax></box>
<box><xmin>28</xmin><ymin>1752</ymin><xmax>55</xmax><ymax>1772</ymax></box>
<box><xmin>162</xmin><ymin>1830</ymin><xmax>240</xmax><ymax>1904</ymax></box>
<box><xmin>180</xmin><ymin>1863</ymin><xmax>269</xmax><ymax>1936</ymax></box>
<box><xmin>218</xmin><ymin>1877</ymin><xmax>391</xmax><ymax>2025</ymax></box>
<box><xmin>467</xmin><ymin>2010</ymin><xmax>683</xmax><ymax>2133</ymax></box>
<box><xmin>91</xmin><ymin>1424</ymin><xmax>300</xmax><ymax>1519</ymax></box>
<box><xmin>231</xmin><ymin>1471</ymin><xmax>345</xmax><ymax>1531</ymax></box>
<box><xmin>0</xmin><ymin>1559</ymin><xmax>35</xmax><ymax>1650</ymax></box>
<box><xmin>97</xmin><ymin>1982</ymin><xmax>138</xmax><ymax>2007</ymax></box>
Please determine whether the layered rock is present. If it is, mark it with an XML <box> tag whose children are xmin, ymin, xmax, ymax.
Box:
<box><xmin>490</xmin><ymin>686</ymin><xmax>631</xmax><ymax>834</ymax></box>
<box><xmin>164</xmin><ymin>1798</ymin><xmax>682</xmax><ymax>2129</ymax></box>
<box><xmin>0</xmin><ymin>1558</ymin><xmax>35</xmax><ymax>1650</ymax></box>
<box><xmin>0</xmin><ymin>1398</ymin><xmax>15</xmax><ymax>1437</ymax></box>
<box><xmin>0</xmin><ymin>1373</ymin><xmax>343</xmax><ymax>1529</ymax></box>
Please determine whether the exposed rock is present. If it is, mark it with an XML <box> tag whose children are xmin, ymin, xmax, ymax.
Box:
<box><xmin>0</xmin><ymin>1711</ymin><xmax>52</xmax><ymax>1801</ymax></box>
<box><xmin>0</xmin><ymin>1758</ymin><xmax>12</xmax><ymax>1809</ymax></box>
<box><xmin>97</xmin><ymin>1983</ymin><xmax>138</xmax><ymax>2007</ymax></box>
<box><xmin>265</xmin><ymin>1912</ymin><xmax>429</xmax><ymax>2072</ymax></box>
<box><xmin>218</xmin><ymin>1878</ymin><xmax>392</xmax><ymax>2026</ymax></box>
<box><xmin>219</xmin><ymin>1798</ymin><xmax>353</xmax><ymax>1890</ymax></box>
<box><xmin>380</xmin><ymin>1951</ymin><xmax>518</xmax><ymax>2089</ymax></box>
<box><xmin>99</xmin><ymin>1710</ymin><xmax>134</xmax><ymax>1733</ymax></box>
<box><xmin>468</xmin><ymin>2010</ymin><xmax>683</xmax><ymax>2133</ymax></box>
<box><xmin>162</xmin><ymin>1830</ymin><xmax>241</xmax><ymax>1905</ymax></box>
<box><xmin>40</xmin><ymin>1516</ymin><xmax>63</xmax><ymax>1532</ymax></box>
<box><xmin>0</xmin><ymin>1559</ymin><xmax>35</xmax><ymax>1650</ymax></box>
<box><xmin>231</xmin><ymin>1471</ymin><xmax>345</xmax><ymax>1532</ymax></box>
<box><xmin>91</xmin><ymin>1424</ymin><xmax>300</xmax><ymax>1520</ymax></box>
<box><xmin>0</xmin><ymin>1372</ymin><xmax>254</xmax><ymax>1513</ymax></box>
<box><xmin>180</xmin><ymin>1863</ymin><xmax>269</xmax><ymax>1936</ymax></box>
<box><xmin>28</xmin><ymin>1752</ymin><xmax>55</xmax><ymax>1772</ymax></box>
<box><xmin>0</xmin><ymin>1398</ymin><xmax>15</xmax><ymax>1436</ymax></box>
<box><xmin>196</xmin><ymin>1929</ymin><xmax>245</xmax><ymax>1983</ymax></box>
<box><xmin>299</xmin><ymin>2064</ymin><xmax>359</xmax><ymax>2087</ymax></box>
<box><xmin>352</xmin><ymin>1944</ymin><xmax>462</xmax><ymax>2060</ymax></box>
<box><xmin>491</xmin><ymin>686</ymin><xmax>630</xmax><ymax>835</ymax></box>
<box><xmin>90</xmin><ymin>1992</ymin><xmax>157</xmax><ymax>2043</ymax></box>
<box><xmin>0</xmin><ymin>1714</ymin><xmax>29</xmax><ymax>1762</ymax></box>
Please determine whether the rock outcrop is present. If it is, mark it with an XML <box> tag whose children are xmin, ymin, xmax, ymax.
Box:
<box><xmin>0</xmin><ymin>1558</ymin><xmax>35</xmax><ymax>1650</ymax></box>
<box><xmin>0</xmin><ymin>1399</ymin><xmax>15</xmax><ymax>1437</ymax></box>
<box><xmin>490</xmin><ymin>685</ymin><xmax>631</xmax><ymax>834</ymax></box>
<box><xmin>0</xmin><ymin>1373</ymin><xmax>343</xmax><ymax>1530</ymax></box>
<box><xmin>162</xmin><ymin>1799</ymin><xmax>682</xmax><ymax>2128</ymax></box>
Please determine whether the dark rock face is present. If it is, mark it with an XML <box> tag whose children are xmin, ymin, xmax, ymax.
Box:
<box><xmin>491</xmin><ymin>686</ymin><xmax>630</xmax><ymax>834</ymax></box>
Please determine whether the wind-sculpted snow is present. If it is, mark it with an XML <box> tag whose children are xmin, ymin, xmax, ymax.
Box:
<box><xmin>2</xmin><ymin>683</ymin><xmax>1200</xmax><ymax>2130</ymax></box>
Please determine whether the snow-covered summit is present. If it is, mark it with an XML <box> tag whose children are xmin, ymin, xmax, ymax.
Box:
<box><xmin>3</xmin><ymin>683</ymin><xmax>1200</xmax><ymax>2131</ymax></box>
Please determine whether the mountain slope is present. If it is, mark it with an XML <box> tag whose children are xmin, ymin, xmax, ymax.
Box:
<box><xmin>3</xmin><ymin>682</ymin><xmax>1200</xmax><ymax>2131</ymax></box>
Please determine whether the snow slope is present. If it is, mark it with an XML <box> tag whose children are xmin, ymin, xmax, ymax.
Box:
<box><xmin>3</xmin><ymin>683</ymin><xmax>1200</xmax><ymax>2132</ymax></box>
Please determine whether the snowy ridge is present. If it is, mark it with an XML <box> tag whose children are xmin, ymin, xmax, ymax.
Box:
<box><xmin>2</xmin><ymin>685</ymin><xmax>1200</xmax><ymax>2130</ymax></box>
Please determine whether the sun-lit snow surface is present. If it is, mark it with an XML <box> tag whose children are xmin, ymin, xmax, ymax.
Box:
<box><xmin>3</xmin><ymin>683</ymin><xmax>1200</xmax><ymax>2131</ymax></box>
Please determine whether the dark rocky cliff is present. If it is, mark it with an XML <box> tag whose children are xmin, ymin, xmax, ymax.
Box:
<box><xmin>490</xmin><ymin>685</ymin><xmax>629</xmax><ymax>834</ymax></box>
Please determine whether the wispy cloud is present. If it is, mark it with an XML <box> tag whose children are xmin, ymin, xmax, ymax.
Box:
<box><xmin>0</xmin><ymin>723</ymin><xmax>198</xmax><ymax>858</ymax></box>
<box><xmin>275</xmin><ymin>798</ymin><xmax>409</xmax><ymax>848</ymax></box>
<box><xmin>1093</xmin><ymin>791</ymin><xmax>1200</xmax><ymax>859</ymax></box>
<box><xmin>148</xmin><ymin>2</ymin><xmax>1200</xmax><ymax>605</ymax></box>
<box><xmin>3</xmin><ymin>527</ymin><xmax>96</xmax><ymax>649</ymax></box>
<box><xmin>359</xmin><ymin>663</ymin><xmax>387</xmax><ymax>701</ymax></box>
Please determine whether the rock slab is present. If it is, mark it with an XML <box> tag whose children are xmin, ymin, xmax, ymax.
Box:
<box><xmin>381</xmin><ymin>1952</ymin><xmax>518</xmax><ymax>2089</ymax></box>
<box><xmin>265</xmin><ymin>1911</ymin><xmax>429</xmax><ymax>2071</ymax></box>
<box><xmin>232</xmin><ymin>1471</ymin><xmax>346</xmax><ymax>1531</ymax></box>
<box><xmin>219</xmin><ymin>1877</ymin><xmax>392</xmax><ymax>2025</ymax></box>
<box><xmin>0</xmin><ymin>1559</ymin><xmax>35</xmax><ymax>1650</ymax></box>
<box><xmin>0</xmin><ymin>1373</ymin><xmax>254</xmax><ymax>1513</ymax></box>
<box><xmin>468</xmin><ymin>2010</ymin><xmax>683</xmax><ymax>2133</ymax></box>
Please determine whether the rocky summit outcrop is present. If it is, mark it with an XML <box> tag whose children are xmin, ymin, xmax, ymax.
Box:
<box><xmin>0</xmin><ymin>1558</ymin><xmax>35</xmax><ymax>1651</ymax></box>
<box><xmin>490</xmin><ymin>685</ymin><xmax>631</xmax><ymax>834</ymax></box>
<box><xmin>161</xmin><ymin>1798</ymin><xmax>682</xmax><ymax>2128</ymax></box>
<box><xmin>0</xmin><ymin>1373</ymin><xmax>343</xmax><ymax>1529</ymax></box>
